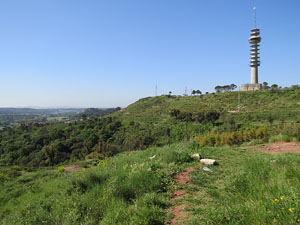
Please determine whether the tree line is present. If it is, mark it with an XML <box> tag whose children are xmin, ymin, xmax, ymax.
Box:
<box><xmin>215</xmin><ymin>84</ymin><xmax>237</xmax><ymax>92</ymax></box>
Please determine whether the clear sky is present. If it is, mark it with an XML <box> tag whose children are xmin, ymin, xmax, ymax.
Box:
<box><xmin>0</xmin><ymin>0</ymin><xmax>299</xmax><ymax>108</ymax></box>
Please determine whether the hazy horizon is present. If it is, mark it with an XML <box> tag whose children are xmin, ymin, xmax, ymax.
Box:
<box><xmin>0</xmin><ymin>106</ymin><xmax>120</xmax><ymax>109</ymax></box>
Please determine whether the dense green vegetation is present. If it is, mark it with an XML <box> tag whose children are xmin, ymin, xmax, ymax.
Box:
<box><xmin>2</xmin><ymin>143</ymin><xmax>300</xmax><ymax>224</ymax></box>
<box><xmin>77</xmin><ymin>107</ymin><xmax>122</xmax><ymax>119</ymax></box>
<box><xmin>1</xmin><ymin>86</ymin><xmax>300</xmax><ymax>166</ymax></box>
<box><xmin>1</xmin><ymin>86</ymin><xmax>300</xmax><ymax>224</ymax></box>
<box><xmin>0</xmin><ymin>143</ymin><xmax>195</xmax><ymax>224</ymax></box>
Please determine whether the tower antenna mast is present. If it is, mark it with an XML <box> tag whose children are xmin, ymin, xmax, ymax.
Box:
<box><xmin>253</xmin><ymin>3</ymin><xmax>257</xmax><ymax>28</ymax></box>
<box><xmin>241</xmin><ymin>2</ymin><xmax>262</xmax><ymax>91</ymax></box>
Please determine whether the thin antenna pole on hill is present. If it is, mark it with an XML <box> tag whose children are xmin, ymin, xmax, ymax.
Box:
<box><xmin>238</xmin><ymin>87</ymin><xmax>241</xmax><ymax>112</ymax></box>
<box><xmin>253</xmin><ymin>3</ymin><xmax>257</xmax><ymax>28</ymax></box>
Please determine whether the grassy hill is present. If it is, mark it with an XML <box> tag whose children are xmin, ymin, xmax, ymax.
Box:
<box><xmin>2</xmin><ymin>86</ymin><xmax>300</xmax><ymax>224</ymax></box>
<box><xmin>118</xmin><ymin>86</ymin><xmax>300</xmax><ymax>126</ymax></box>
<box><xmin>2</xmin><ymin>143</ymin><xmax>300</xmax><ymax>224</ymax></box>
<box><xmin>1</xmin><ymin>86</ymin><xmax>300</xmax><ymax>167</ymax></box>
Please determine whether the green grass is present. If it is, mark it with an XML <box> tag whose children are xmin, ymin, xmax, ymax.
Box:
<box><xmin>0</xmin><ymin>142</ymin><xmax>197</xmax><ymax>225</ymax></box>
<box><xmin>2</xmin><ymin>87</ymin><xmax>300</xmax><ymax>167</ymax></box>
<box><xmin>46</xmin><ymin>116</ymin><xmax>65</xmax><ymax>122</ymax></box>
<box><xmin>2</xmin><ymin>87</ymin><xmax>300</xmax><ymax>224</ymax></box>
<box><xmin>269</xmin><ymin>134</ymin><xmax>299</xmax><ymax>143</ymax></box>
<box><xmin>2</xmin><ymin>142</ymin><xmax>300</xmax><ymax>224</ymax></box>
<box><xmin>116</xmin><ymin>87</ymin><xmax>300</xmax><ymax>127</ymax></box>
<box><xmin>181</xmin><ymin>147</ymin><xmax>300</xmax><ymax>225</ymax></box>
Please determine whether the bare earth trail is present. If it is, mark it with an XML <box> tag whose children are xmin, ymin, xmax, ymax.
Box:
<box><xmin>169</xmin><ymin>167</ymin><xmax>195</xmax><ymax>225</ymax></box>
<box><xmin>255</xmin><ymin>142</ymin><xmax>300</xmax><ymax>154</ymax></box>
<box><xmin>63</xmin><ymin>165</ymin><xmax>82</xmax><ymax>172</ymax></box>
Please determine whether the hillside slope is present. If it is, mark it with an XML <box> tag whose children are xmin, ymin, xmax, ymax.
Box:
<box><xmin>117</xmin><ymin>86</ymin><xmax>300</xmax><ymax>125</ymax></box>
<box><xmin>1</xmin><ymin>86</ymin><xmax>300</xmax><ymax>166</ymax></box>
<box><xmin>2</xmin><ymin>143</ymin><xmax>300</xmax><ymax>224</ymax></box>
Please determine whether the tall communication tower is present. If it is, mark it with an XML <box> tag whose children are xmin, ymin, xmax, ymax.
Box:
<box><xmin>249</xmin><ymin>27</ymin><xmax>261</xmax><ymax>84</ymax></box>
<box><xmin>241</xmin><ymin>3</ymin><xmax>262</xmax><ymax>91</ymax></box>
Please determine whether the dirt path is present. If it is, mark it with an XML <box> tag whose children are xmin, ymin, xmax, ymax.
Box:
<box><xmin>256</xmin><ymin>142</ymin><xmax>300</xmax><ymax>154</ymax></box>
<box><xmin>63</xmin><ymin>165</ymin><xmax>82</xmax><ymax>172</ymax></box>
<box><xmin>169</xmin><ymin>167</ymin><xmax>195</xmax><ymax>225</ymax></box>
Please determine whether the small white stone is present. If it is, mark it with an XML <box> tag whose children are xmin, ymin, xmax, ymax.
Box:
<box><xmin>200</xmin><ymin>159</ymin><xmax>217</xmax><ymax>165</ymax></box>
<box><xmin>149</xmin><ymin>155</ymin><xmax>156</xmax><ymax>160</ymax></box>
<box><xmin>191</xmin><ymin>153</ymin><xmax>200</xmax><ymax>160</ymax></box>
<box><xmin>203</xmin><ymin>167</ymin><xmax>213</xmax><ymax>173</ymax></box>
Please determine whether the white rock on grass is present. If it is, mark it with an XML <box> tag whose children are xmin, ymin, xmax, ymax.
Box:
<box><xmin>200</xmin><ymin>159</ymin><xmax>217</xmax><ymax>165</ymax></box>
<box><xmin>203</xmin><ymin>167</ymin><xmax>213</xmax><ymax>173</ymax></box>
<box><xmin>191</xmin><ymin>153</ymin><xmax>200</xmax><ymax>160</ymax></box>
<box><xmin>149</xmin><ymin>155</ymin><xmax>156</xmax><ymax>160</ymax></box>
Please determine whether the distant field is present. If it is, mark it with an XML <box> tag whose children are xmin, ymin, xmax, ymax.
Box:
<box><xmin>46</xmin><ymin>116</ymin><xmax>66</xmax><ymax>122</ymax></box>
<box><xmin>0</xmin><ymin>108</ymin><xmax>85</xmax><ymax>126</ymax></box>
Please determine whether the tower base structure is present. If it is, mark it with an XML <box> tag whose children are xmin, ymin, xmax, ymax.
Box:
<box><xmin>241</xmin><ymin>83</ymin><xmax>262</xmax><ymax>91</ymax></box>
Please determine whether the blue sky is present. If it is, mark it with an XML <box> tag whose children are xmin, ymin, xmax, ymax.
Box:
<box><xmin>0</xmin><ymin>0</ymin><xmax>299</xmax><ymax>107</ymax></box>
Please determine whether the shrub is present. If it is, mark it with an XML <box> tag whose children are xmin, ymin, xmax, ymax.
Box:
<box><xmin>269</xmin><ymin>134</ymin><xmax>298</xmax><ymax>143</ymax></box>
<box><xmin>165</xmin><ymin>151</ymin><xmax>193</xmax><ymax>165</ymax></box>
<box><xmin>112</xmin><ymin>168</ymin><xmax>163</xmax><ymax>202</ymax></box>
<box><xmin>71</xmin><ymin>171</ymin><xmax>109</xmax><ymax>193</ymax></box>
<box><xmin>7</xmin><ymin>170</ymin><xmax>22</xmax><ymax>178</ymax></box>
<box><xmin>57</xmin><ymin>166</ymin><xmax>64</xmax><ymax>172</ymax></box>
<box><xmin>0</xmin><ymin>173</ymin><xmax>8</xmax><ymax>183</ymax></box>
<box><xmin>196</xmin><ymin>127</ymin><xmax>270</xmax><ymax>147</ymax></box>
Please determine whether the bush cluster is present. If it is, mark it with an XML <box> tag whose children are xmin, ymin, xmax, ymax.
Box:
<box><xmin>195</xmin><ymin>127</ymin><xmax>269</xmax><ymax>147</ymax></box>
<box><xmin>170</xmin><ymin>109</ymin><xmax>220</xmax><ymax>123</ymax></box>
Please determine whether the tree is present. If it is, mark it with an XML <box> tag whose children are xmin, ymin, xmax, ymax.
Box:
<box><xmin>215</xmin><ymin>86</ymin><xmax>221</xmax><ymax>93</ymax></box>
<box><xmin>81</xmin><ymin>113</ymin><xmax>87</xmax><ymax>120</ymax></box>
<box><xmin>215</xmin><ymin>84</ymin><xmax>237</xmax><ymax>93</ymax></box>
<box><xmin>191</xmin><ymin>90</ymin><xmax>196</xmax><ymax>95</ymax></box>
<box><xmin>230</xmin><ymin>84</ymin><xmax>237</xmax><ymax>91</ymax></box>
<box><xmin>263</xmin><ymin>82</ymin><xmax>269</xmax><ymax>90</ymax></box>
<box><xmin>268</xmin><ymin>116</ymin><xmax>274</xmax><ymax>124</ymax></box>
<box><xmin>196</xmin><ymin>90</ymin><xmax>202</xmax><ymax>95</ymax></box>
<box><xmin>170</xmin><ymin>109</ymin><xmax>180</xmax><ymax>118</ymax></box>
<box><xmin>271</xmin><ymin>84</ymin><xmax>278</xmax><ymax>90</ymax></box>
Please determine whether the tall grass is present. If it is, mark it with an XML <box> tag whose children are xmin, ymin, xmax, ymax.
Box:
<box><xmin>269</xmin><ymin>133</ymin><xmax>298</xmax><ymax>143</ymax></box>
<box><xmin>2</xmin><ymin>143</ymin><xmax>300</xmax><ymax>224</ymax></box>
<box><xmin>0</xmin><ymin>143</ymin><xmax>195</xmax><ymax>225</ymax></box>
<box><xmin>187</xmin><ymin>147</ymin><xmax>300</xmax><ymax>225</ymax></box>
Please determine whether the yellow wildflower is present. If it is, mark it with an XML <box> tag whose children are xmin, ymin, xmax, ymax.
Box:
<box><xmin>273</xmin><ymin>198</ymin><xmax>280</xmax><ymax>203</ymax></box>
<box><xmin>273</xmin><ymin>218</ymin><xmax>277</xmax><ymax>223</ymax></box>
<box><xmin>267</xmin><ymin>210</ymin><xmax>272</xmax><ymax>214</ymax></box>
<box><xmin>280</xmin><ymin>196</ymin><xmax>285</xmax><ymax>200</ymax></box>
<box><xmin>277</xmin><ymin>214</ymin><xmax>280</xmax><ymax>217</ymax></box>
<box><xmin>297</xmin><ymin>218</ymin><xmax>300</xmax><ymax>222</ymax></box>
<box><xmin>289</xmin><ymin>208</ymin><xmax>295</xmax><ymax>212</ymax></box>
<box><xmin>281</xmin><ymin>208</ymin><xmax>285</xmax><ymax>210</ymax></box>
